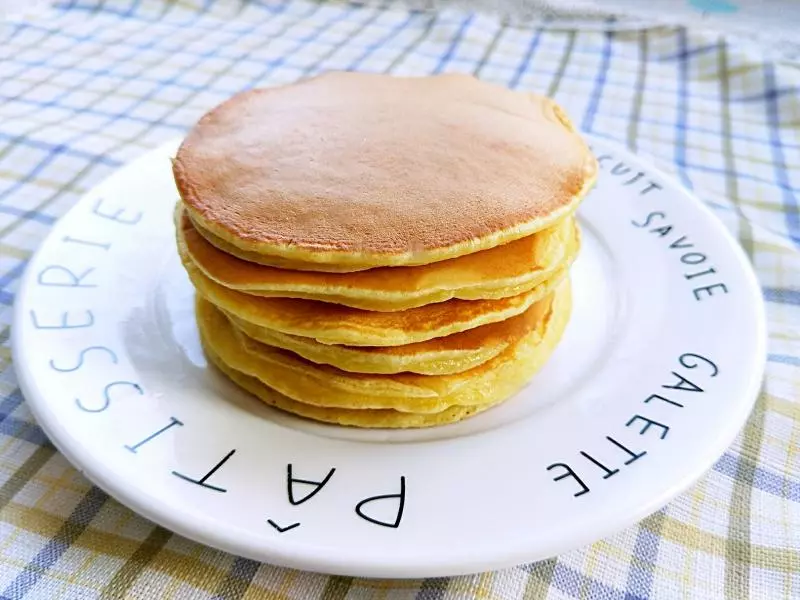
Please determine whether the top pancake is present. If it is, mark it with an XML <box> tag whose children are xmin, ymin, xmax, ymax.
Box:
<box><xmin>173</xmin><ymin>71</ymin><xmax>597</xmax><ymax>271</ymax></box>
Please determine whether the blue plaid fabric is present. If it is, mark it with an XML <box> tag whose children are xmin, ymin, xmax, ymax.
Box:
<box><xmin>1</xmin><ymin>1</ymin><xmax>799</xmax><ymax>598</ymax></box>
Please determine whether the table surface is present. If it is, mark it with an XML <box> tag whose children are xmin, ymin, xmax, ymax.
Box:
<box><xmin>1</xmin><ymin>1</ymin><xmax>798</xmax><ymax>598</ymax></box>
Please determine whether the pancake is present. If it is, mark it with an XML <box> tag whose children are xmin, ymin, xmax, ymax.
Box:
<box><xmin>174</xmin><ymin>71</ymin><xmax>597</xmax><ymax>271</ymax></box>
<box><xmin>204</xmin><ymin>345</ymin><xmax>501</xmax><ymax>428</ymax></box>
<box><xmin>225</xmin><ymin>289</ymin><xmax>553</xmax><ymax>375</ymax></box>
<box><xmin>183</xmin><ymin>252</ymin><xmax>566</xmax><ymax>346</ymax></box>
<box><xmin>197</xmin><ymin>279</ymin><xmax>571</xmax><ymax>421</ymax></box>
<box><xmin>177</xmin><ymin>202</ymin><xmax>578</xmax><ymax>311</ymax></box>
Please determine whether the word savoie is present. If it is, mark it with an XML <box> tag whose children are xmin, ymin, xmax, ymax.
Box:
<box><xmin>632</xmin><ymin>211</ymin><xmax>729</xmax><ymax>302</ymax></box>
<box><xmin>593</xmin><ymin>147</ymin><xmax>729</xmax><ymax>302</ymax></box>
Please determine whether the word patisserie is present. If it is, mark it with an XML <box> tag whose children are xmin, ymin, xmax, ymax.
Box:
<box><xmin>172</xmin><ymin>71</ymin><xmax>597</xmax><ymax>428</ymax></box>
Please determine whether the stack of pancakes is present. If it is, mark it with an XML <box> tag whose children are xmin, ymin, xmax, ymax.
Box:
<box><xmin>172</xmin><ymin>72</ymin><xmax>597</xmax><ymax>428</ymax></box>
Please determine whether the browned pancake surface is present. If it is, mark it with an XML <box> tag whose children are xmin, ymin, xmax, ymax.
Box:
<box><xmin>174</xmin><ymin>72</ymin><xmax>596</xmax><ymax>267</ymax></box>
<box><xmin>176</xmin><ymin>203</ymin><xmax>577</xmax><ymax>311</ymax></box>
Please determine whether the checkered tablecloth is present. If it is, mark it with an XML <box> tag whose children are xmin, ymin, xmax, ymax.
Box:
<box><xmin>1</xmin><ymin>1</ymin><xmax>799</xmax><ymax>598</ymax></box>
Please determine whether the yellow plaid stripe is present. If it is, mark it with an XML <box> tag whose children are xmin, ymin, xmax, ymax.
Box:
<box><xmin>0</xmin><ymin>0</ymin><xmax>798</xmax><ymax>598</ymax></box>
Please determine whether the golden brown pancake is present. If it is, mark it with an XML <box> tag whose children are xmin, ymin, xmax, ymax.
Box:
<box><xmin>182</xmin><ymin>251</ymin><xmax>566</xmax><ymax>346</ymax></box>
<box><xmin>197</xmin><ymin>279</ymin><xmax>571</xmax><ymax>424</ymax></box>
<box><xmin>174</xmin><ymin>72</ymin><xmax>597</xmax><ymax>271</ymax></box>
<box><xmin>188</xmin><ymin>224</ymin><xmax>372</xmax><ymax>273</ymax></box>
<box><xmin>177</xmin><ymin>202</ymin><xmax>578</xmax><ymax>311</ymax></box>
<box><xmin>204</xmin><ymin>345</ymin><xmax>500</xmax><ymax>428</ymax></box>
<box><xmin>225</xmin><ymin>290</ymin><xmax>552</xmax><ymax>375</ymax></box>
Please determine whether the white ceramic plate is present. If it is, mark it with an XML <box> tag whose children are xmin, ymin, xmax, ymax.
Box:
<box><xmin>12</xmin><ymin>137</ymin><xmax>765</xmax><ymax>578</ymax></box>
